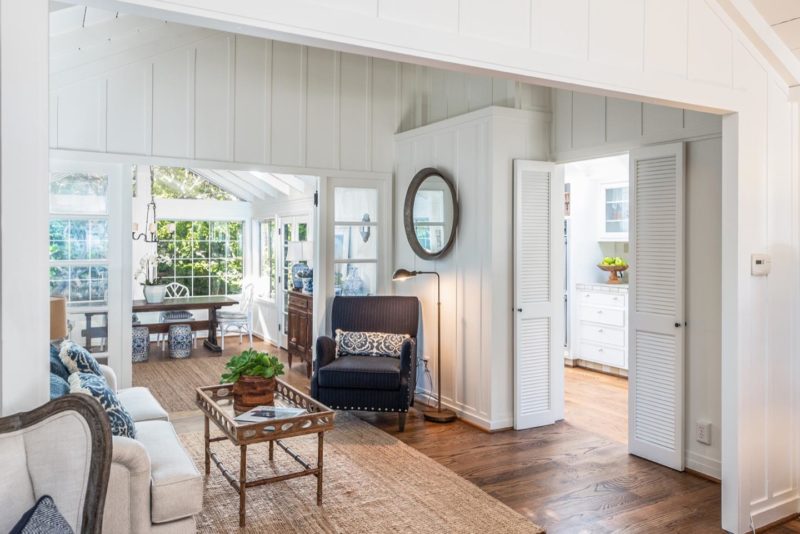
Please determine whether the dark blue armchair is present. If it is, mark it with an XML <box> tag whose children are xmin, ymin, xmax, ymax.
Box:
<box><xmin>311</xmin><ymin>296</ymin><xmax>419</xmax><ymax>431</ymax></box>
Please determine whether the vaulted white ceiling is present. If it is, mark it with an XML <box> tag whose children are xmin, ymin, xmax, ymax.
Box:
<box><xmin>752</xmin><ymin>0</ymin><xmax>800</xmax><ymax>60</ymax></box>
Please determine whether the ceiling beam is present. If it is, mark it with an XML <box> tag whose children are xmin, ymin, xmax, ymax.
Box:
<box><xmin>269</xmin><ymin>172</ymin><xmax>306</xmax><ymax>193</ymax></box>
<box><xmin>190</xmin><ymin>169</ymin><xmax>257</xmax><ymax>202</ymax></box>
<box><xmin>716</xmin><ymin>0</ymin><xmax>800</xmax><ymax>87</ymax></box>
<box><xmin>213</xmin><ymin>169</ymin><xmax>275</xmax><ymax>199</ymax></box>
<box><xmin>250</xmin><ymin>171</ymin><xmax>291</xmax><ymax>196</ymax></box>
<box><xmin>230</xmin><ymin>171</ymin><xmax>282</xmax><ymax>198</ymax></box>
<box><xmin>203</xmin><ymin>169</ymin><xmax>268</xmax><ymax>201</ymax></box>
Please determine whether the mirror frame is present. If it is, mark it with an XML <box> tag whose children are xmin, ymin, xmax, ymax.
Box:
<box><xmin>403</xmin><ymin>167</ymin><xmax>459</xmax><ymax>260</ymax></box>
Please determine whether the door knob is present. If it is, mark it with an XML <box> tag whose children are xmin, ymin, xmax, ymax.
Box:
<box><xmin>517</xmin><ymin>308</ymin><xmax>522</xmax><ymax>312</ymax></box>
<box><xmin>674</xmin><ymin>323</ymin><xmax>681</xmax><ymax>328</ymax></box>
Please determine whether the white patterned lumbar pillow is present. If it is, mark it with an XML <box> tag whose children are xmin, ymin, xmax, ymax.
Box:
<box><xmin>335</xmin><ymin>329</ymin><xmax>410</xmax><ymax>358</ymax></box>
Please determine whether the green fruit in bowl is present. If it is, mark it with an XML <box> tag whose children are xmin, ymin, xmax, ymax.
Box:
<box><xmin>603</xmin><ymin>257</ymin><xmax>614</xmax><ymax>265</ymax></box>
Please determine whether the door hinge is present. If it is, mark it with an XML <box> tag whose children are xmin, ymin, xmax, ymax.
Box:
<box><xmin>314</xmin><ymin>190</ymin><xmax>319</xmax><ymax>207</ymax></box>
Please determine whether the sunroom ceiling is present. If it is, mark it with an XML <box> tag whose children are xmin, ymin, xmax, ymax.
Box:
<box><xmin>190</xmin><ymin>169</ymin><xmax>307</xmax><ymax>202</ymax></box>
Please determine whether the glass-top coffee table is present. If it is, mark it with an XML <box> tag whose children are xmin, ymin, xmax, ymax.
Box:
<box><xmin>196</xmin><ymin>380</ymin><xmax>335</xmax><ymax>527</ymax></box>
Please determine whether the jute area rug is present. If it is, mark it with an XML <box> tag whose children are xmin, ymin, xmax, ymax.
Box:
<box><xmin>181</xmin><ymin>412</ymin><xmax>544</xmax><ymax>533</ymax></box>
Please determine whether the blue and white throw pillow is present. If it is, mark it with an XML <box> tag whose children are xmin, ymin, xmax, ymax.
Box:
<box><xmin>69</xmin><ymin>372</ymin><xmax>136</xmax><ymax>439</ymax></box>
<box><xmin>10</xmin><ymin>495</ymin><xmax>73</xmax><ymax>534</ymax></box>
<box><xmin>49</xmin><ymin>373</ymin><xmax>70</xmax><ymax>400</ymax></box>
<box><xmin>59</xmin><ymin>341</ymin><xmax>102</xmax><ymax>376</ymax></box>
<box><xmin>335</xmin><ymin>329</ymin><xmax>411</xmax><ymax>358</ymax></box>
<box><xmin>49</xmin><ymin>344</ymin><xmax>71</xmax><ymax>381</ymax></box>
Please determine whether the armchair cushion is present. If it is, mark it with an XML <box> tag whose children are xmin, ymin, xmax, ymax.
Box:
<box><xmin>10</xmin><ymin>495</ymin><xmax>73</xmax><ymax>534</ymax></box>
<box><xmin>59</xmin><ymin>341</ymin><xmax>102</xmax><ymax>376</ymax></box>
<box><xmin>317</xmin><ymin>355</ymin><xmax>401</xmax><ymax>390</ymax></box>
<box><xmin>335</xmin><ymin>329</ymin><xmax>410</xmax><ymax>358</ymax></box>
<box><xmin>69</xmin><ymin>373</ymin><xmax>137</xmax><ymax>439</ymax></box>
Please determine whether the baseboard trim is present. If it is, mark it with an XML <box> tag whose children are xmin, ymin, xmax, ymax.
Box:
<box><xmin>750</xmin><ymin>496</ymin><xmax>800</xmax><ymax>531</ymax></box>
<box><xmin>685</xmin><ymin>467</ymin><xmax>720</xmax><ymax>484</ymax></box>
<box><xmin>686</xmin><ymin>450</ymin><xmax>722</xmax><ymax>480</ymax></box>
<box><xmin>414</xmin><ymin>389</ymin><xmax>511</xmax><ymax>431</ymax></box>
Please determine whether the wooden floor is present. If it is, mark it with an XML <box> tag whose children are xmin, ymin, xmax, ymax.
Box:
<box><xmin>133</xmin><ymin>338</ymin><xmax>799</xmax><ymax>533</ymax></box>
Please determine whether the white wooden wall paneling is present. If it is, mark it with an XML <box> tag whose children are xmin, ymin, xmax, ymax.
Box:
<box><xmin>45</xmin><ymin>0</ymin><xmax>800</xmax><ymax>530</ymax></box>
<box><xmin>393</xmin><ymin>107</ymin><xmax>550</xmax><ymax>430</ymax></box>
<box><xmin>552</xmin><ymin>90</ymin><xmax>724</xmax><ymax>161</ymax></box>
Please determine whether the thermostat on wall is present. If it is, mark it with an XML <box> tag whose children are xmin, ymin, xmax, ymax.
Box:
<box><xmin>751</xmin><ymin>253</ymin><xmax>771</xmax><ymax>276</ymax></box>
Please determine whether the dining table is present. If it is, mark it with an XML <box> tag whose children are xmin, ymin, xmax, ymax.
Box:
<box><xmin>132</xmin><ymin>295</ymin><xmax>239</xmax><ymax>353</ymax></box>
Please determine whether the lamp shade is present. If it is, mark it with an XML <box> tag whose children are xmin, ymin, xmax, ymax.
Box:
<box><xmin>286</xmin><ymin>241</ymin><xmax>303</xmax><ymax>262</ymax></box>
<box><xmin>301</xmin><ymin>241</ymin><xmax>314</xmax><ymax>263</ymax></box>
<box><xmin>392</xmin><ymin>268</ymin><xmax>417</xmax><ymax>282</ymax></box>
<box><xmin>50</xmin><ymin>297</ymin><xmax>68</xmax><ymax>340</ymax></box>
<box><xmin>287</xmin><ymin>240</ymin><xmax>313</xmax><ymax>263</ymax></box>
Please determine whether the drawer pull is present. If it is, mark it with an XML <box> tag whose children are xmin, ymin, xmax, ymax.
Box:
<box><xmin>598</xmin><ymin>329</ymin><xmax>604</xmax><ymax>333</ymax></box>
<box><xmin>585</xmin><ymin>294</ymin><xmax>591</xmax><ymax>298</ymax></box>
<box><xmin>596</xmin><ymin>310</ymin><xmax>603</xmax><ymax>314</ymax></box>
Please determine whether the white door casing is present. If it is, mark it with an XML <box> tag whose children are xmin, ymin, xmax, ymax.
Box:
<box><xmin>628</xmin><ymin>142</ymin><xmax>686</xmax><ymax>470</ymax></box>
<box><xmin>513</xmin><ymin>160</ymin><xmax>564</xmax><ymax>430</ymax></box>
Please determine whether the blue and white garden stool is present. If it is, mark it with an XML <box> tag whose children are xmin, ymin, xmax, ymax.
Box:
<box><xmin>132</xmin><ymin>326</ymin><xmax>150</xmax><ymax>363</ymax></box>
<box><xmin>168</xmin><ymin>324</ymin><xmax>193</xmax><ymax>359</ymax></box>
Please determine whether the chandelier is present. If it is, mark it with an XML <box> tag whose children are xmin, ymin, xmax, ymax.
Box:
<box><xmin>132</xmin><ymin>167</ymin><xmax>174</xmax><ymax>242</ymax></box>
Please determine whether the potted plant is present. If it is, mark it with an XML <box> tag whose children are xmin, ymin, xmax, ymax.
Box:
<box><xmin>221</xmin><ymin>349</ymin><xmax>285</xmax><ymax>413</ymax></box>
<box><xmin>135</xmin><ymin>252</ymin><xmax>171</xmax><ymax>303</ymax></box>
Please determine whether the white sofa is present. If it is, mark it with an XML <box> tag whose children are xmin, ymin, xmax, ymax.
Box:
<box><xmin>99</xmin><ymin>365</ymin><xmax>203</xmax><ymax>533</ymax></box>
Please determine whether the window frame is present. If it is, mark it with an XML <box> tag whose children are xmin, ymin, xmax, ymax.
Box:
<box><xmin>327</xmin><ymin>179</ymin><xmax>389</xmax><ymax>299</ymax></box>
<box><xmin>156</xmin><ymin>218</ymin><xmax>246</xmax><ymax>297</ymax></box>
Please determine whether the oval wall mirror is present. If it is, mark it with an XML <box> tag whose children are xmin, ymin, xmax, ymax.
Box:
<box><xmin>403</xmin><ymin>167</ymin><xmax>459</xmax><ymax>260</ymax></box>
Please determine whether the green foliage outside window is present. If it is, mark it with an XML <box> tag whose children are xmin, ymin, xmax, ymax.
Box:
<box><xmin>156</xmin><ymin>219</ymin><xmax>244</xmax><ymax>296</ymax></box>
<box><xmin>152</xmin><ymin>167</ymin><xmax>240</xmax><ymax>201</ymax></box>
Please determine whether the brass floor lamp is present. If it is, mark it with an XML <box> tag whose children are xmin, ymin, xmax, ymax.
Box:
<box><xmin>392</xmin><ymin>268</ymin><xmax>456</xmax><ymax>423</ymax></box>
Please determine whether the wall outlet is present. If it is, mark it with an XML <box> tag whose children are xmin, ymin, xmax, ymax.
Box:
<box><xmin>696</xmin><ymin>421</ymin><xmax>712</xmax><ymax>445</ymax></box>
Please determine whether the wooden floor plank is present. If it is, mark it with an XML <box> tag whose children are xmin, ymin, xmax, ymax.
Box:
<box><xmin>132</xmin><ymin>338</ymin><xmax>798</xmax><ymax>533</ymax></box>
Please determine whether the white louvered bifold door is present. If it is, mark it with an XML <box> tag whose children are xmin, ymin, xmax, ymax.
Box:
<box><xmin>513</xmin><ymin>161</ymin><xmax>563</xmax><ymax>430</ymax></box>
<box><xmin>628</xmin><ymin>143</ymin><xmax>685</xmax><ymax>470</ymax></box>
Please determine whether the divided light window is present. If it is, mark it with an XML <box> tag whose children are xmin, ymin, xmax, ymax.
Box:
<box><xmin>49</xmin><ymin>169</ymin><xmax>113</xmax><ymax>354</ymax></box>
<box><xmin>334</xmin><ymin>187</ymin><xmax>378</xmax><ymax>296</ymax></box>
<box><xmin>156</xmin><ymin>220</ymin><xmax>244</xmax><ymax>296</ymax></box>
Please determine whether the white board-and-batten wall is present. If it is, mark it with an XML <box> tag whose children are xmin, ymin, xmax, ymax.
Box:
<box><xmin>394</xmin><ymin>106</ymin><xmax>550</xmax><ymax>430</ymax></box>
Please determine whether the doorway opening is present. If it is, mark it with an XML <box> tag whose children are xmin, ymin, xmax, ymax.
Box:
<box><xmin>562</xmin><ymin>153</ymin><xmax>630</xmax><ymax>446</ymax></box>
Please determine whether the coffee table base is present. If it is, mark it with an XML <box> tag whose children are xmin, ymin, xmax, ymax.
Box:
<box><xmin>204</xmin><ymin>424</ymin><xmax>325</xmax><ymax>527</ymax></box>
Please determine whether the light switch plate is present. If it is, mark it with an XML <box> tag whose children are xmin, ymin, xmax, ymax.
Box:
<box><xmin>751</xmin><ymin>253</ymin><xmax>771</xmax><ymax>276</ymax></box>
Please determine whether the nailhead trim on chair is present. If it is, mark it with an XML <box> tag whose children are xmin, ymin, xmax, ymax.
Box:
<box><xmin>329</xmin><ymin>405</ymin><xmax>407</xmax><ymax>413</ymax></box>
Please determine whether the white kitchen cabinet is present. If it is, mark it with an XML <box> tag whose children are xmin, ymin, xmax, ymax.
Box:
<box><xmin>574</xmin><ymin>283</ymin><xmax>628</xmax><ymax>370</ymax></box>
<box><xmin>598</xmin><ymin>182</ymin><xmax>629</xmax><ymax>241</ymax></box>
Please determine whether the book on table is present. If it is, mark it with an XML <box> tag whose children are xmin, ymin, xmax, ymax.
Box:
<box><xmin>234</xmin><ymin>406</ymin><xmax>306</xmax><ymax>423</ymax></box>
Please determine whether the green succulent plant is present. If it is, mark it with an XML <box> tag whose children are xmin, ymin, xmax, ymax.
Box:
<box><xmin>220</xmin><ymin>349</ymin><xmax>285</xmax><ymax>384</ymax></box>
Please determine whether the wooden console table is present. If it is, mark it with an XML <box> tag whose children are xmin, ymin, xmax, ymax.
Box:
<box><xmin>132</xmin><ymin>296</ymin><xmax>237</xmax><ymax>353</ymax></box>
